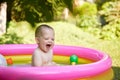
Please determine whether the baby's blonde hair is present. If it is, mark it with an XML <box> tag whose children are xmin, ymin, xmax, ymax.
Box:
<box><xmin>35</xmin><ymin>24</ymin><xmax>54</xmax><ymax>37</ymax></box>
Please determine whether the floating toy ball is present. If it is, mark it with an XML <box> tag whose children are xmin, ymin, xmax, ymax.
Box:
<box><xmin>70</xmin><ymin>54</ymin><xmax>78</xmax><ymax>65</ymax></box>
<box><xmin>6</xmin><ymin>58</ymin><xmax>13</xmax><ymax>65</ymax></box>
<box><xmin>0</xmin><ymin>54</ymin><xmax>7</xmax><ymax>66</ymax></box>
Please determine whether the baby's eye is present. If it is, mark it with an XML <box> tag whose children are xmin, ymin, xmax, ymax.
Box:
<box><xmin>52</xmin><ymin>38</ymin><xmax>54</xmax><ymax>41</ymax></box>
<box><xmin>45</xmin><ymin>38</ymin><xmax>49</xmax><ymax>40</ymax></box>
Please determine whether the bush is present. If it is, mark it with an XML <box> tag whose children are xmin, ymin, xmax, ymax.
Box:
<box><xmin>7</xmin><ymin>21</ymin><xmax>35</xmax><ymax>44</ymax></box>
<box><xmin>98</xmin><ymin>1</ymin><xmax>120</xmax><ymax>40</ymax></box>
<box><xmin>0</xmin><ymin>32</ymin><xmax>23</xmax><ymax>44</ymax></box>
<box><xmin>73</xmin><ymin>2</ymin><xmax>97</xmax><ymax>16</ymax></box>
<box><xmin>74</xmin><ymin>2</ymin><xmax>101</xmax><ymax>31</ymax></box>
<box><xmin>99</xmin><ymin>1</ymin><xmax>119</xmax><ymax>23</ymax></box>
<box><xmin>76</xmin><ymin>15</ymin><xmax>101</xmax><ymax>28</ymax></box>
<box><xmin>0</xmin><ymin>21</ymin><xmax>35</xmax><ymax>44</ymax></box>
<box><xmin>100</xmin><ymin>21</ymin><xmax>120</xmax><ymax>40</ymax></box>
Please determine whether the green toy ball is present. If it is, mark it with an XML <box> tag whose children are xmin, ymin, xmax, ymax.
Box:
<box><xmin>70</xmin><ymin>54</ymin><xmax>78</xmax><ymax>65</ymax></box>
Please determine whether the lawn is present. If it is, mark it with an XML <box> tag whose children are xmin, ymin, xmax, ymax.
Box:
<box><xmin>7</xmin><ymin>21</ymin><xmax>120</xmax><ymax>80</ymax></box>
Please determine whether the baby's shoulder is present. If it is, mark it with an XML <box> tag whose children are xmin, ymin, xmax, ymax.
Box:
<box><xmin>33</xmin><ymin>48</ymin><xmax>42</xmax><ymax>55</ymax></box>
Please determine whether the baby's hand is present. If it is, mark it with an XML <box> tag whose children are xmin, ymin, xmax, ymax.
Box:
<box><xmin>47</xmin><ymin>62</ymin><xmax>53</xmax><ymax>66</ymax></box>
<box><xmin>46</xmin><ymin>62</ymin><xmax>59</xmax><ymax>66</ymax></box>
<box><xmin>51</xmin><ymin>62</ymin><xmax>60</xmax><ymax>66</ymax></box>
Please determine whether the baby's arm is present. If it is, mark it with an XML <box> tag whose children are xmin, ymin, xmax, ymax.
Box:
<box><xmin>32</xmin><ymin>52</ymin><xmax>43</xmax><ymax>66</ymax></box>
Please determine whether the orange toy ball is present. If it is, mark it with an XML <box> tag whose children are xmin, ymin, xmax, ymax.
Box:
<box><xmin>6</xmin><ymin>58</ymin><xmax>13</xmax><ymax>65</ymax></box>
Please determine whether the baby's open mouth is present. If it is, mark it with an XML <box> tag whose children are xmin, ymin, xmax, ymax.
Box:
<box><xmin>46</xmin><ymin>44</ymin><xmax>51</xmax><ymax>48</ymax></box>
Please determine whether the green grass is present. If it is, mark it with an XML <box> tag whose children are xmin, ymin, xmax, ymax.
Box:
<box><xmin>7</xmin><ymin>21</ymin><xmax>120</xmax><ymax>80</ymax></box>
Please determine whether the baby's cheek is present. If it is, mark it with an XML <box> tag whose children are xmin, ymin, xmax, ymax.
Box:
<box><xmin>51</xmin><ymin>44</ymin><xmax>54</xmax><ymax>48</ymax></box>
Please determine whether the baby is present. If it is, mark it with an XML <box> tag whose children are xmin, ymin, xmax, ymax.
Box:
<box><xmin>32</xmin><ymin>24</ymin><xmax>56</xmax><ymax>66</ymax></box>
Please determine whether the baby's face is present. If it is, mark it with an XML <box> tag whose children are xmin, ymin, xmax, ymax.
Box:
<box><xmin>37</xmin><ymin>29</ymin><xmax>55</xmax><ymax>53</ymax></box>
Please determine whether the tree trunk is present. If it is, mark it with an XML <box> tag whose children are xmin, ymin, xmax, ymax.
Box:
<box><xmin>0</xmin><ymin>2</ymin><xmax>7</xmax><ymax>35</ymax></box>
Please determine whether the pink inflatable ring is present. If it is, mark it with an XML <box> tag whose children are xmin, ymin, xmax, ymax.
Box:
<box><xmin>0</xmin><ymin>44</ymin><xmax>112</xmax><ymax>80</ymax></box>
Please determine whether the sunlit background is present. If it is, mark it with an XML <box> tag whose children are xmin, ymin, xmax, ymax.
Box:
<box><xmin>0</xmin><ymin>0</ymin><xmax>120</xmax><ymax>80</ymax></box>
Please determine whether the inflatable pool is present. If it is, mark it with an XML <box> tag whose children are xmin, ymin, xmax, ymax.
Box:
<box><xmin>0</xmin><ymin>44</ymin><xmax>113</xmax><ymax>80</ymax></box>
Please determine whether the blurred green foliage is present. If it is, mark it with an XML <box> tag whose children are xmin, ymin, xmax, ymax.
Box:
<box><xmin>11</xmin><ymin>0</ymin><xmax>54</xmax><ymax>26</ymax></box>
<box><xmin>76</xmin><ymin>15</ymin><xmax>101</xmax><ymax>28</ymax></box>
<box><xmin>73</xmin><ymin>2</ymin><xmax>101</xmax><ymax>38</ymax></box>
<box><xmin>99</xmin><ymin>1</ymin><xmax>120</xmax><ymax>23</ymax></box>
<box><xmin>5</xmin><ymin>0</ymin><xmax>120</xmax><ymax>41</ymax></box>
<box><xmin>74</xmin><ymin>2</ymin><xmax>101</xmax><ymax>28</ymax></box>
<box><xmin>0</xmin><ymin>32</ymin><xmax>23</xmax><ymax>44</ymax></box>
<box><xmin>98</xmin><ymin>1</ymin><xmax>120</xmax><ymax>40</ymax></box>
<box><xmin>72</xmin><ymin>1</ymin><xmax>120</xmax><ymax>40</ymax></box>
<box><xmin>6</xmin><ymin>0</ymin><xmax>73</xmax><ymax>26</ymax></box>
<box><xmin>73</xmin><ymin>2</ymin><xmax>97</xmax><ymax>16</ymax></box>
<box><xmin>0</xmin><ymin>21</ymin><xmax>35</xmax><ymax>44</ymax></box>
<box><xmin>1</xmin><ymin>0</ymin><xmax>120</xmax><ymax>42</ymax></box>
<box><xmin>100</xmin><ymin>21</ymin><xmax>120</xmax><ymax>40</ymax></box>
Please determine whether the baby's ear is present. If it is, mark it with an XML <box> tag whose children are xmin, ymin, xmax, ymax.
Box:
<box><xmin>35</xmin><ymin>37</ymin><xmax>39</xmax><ymax>43</ymax></box>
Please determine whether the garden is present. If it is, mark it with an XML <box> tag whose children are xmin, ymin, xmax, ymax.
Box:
<box><xmin>0</xmin><ymin>0</ymin><xmax>120</xmax><ymax>80</ymax></box>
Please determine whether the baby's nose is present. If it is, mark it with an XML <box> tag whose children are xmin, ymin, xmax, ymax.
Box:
<box><xmin>48</xmin><ymin>39</ymin><xmax>53</xmax><ymax>42</ymax></box>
